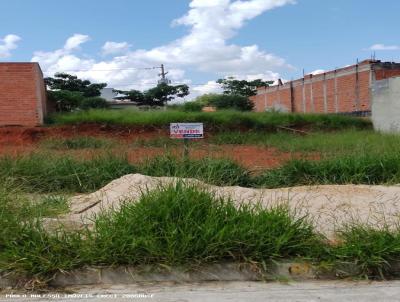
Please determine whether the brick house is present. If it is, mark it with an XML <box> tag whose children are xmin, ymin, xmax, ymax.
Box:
<box><xmin>251</xmin><ymin>60</ymin><xmax>400</xmax><ymax>115</ymax></box>
<box><xmin>0</xmin><ymin>62</ymin><xmax>47</xmax><ymax>126</ymax></box>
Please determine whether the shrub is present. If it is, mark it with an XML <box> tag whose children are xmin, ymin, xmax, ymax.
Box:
<box><xmin>47</xmin><ymin>90</ymin><xmax>84</xmax><ymax>112</ymax></box>
<box><xmin>206</xmin><ymin>94</ymin><xmax>254</xmax><ymax>111</ymax></box>
<box><xmin>181</xmin><ymin>101</ymin><xmax>204</xmax><ymax>112</ymax></box>
<box><xmin>80</xmin><ymin>97</ymin><xmax>109</xmax><ymax>110</ymax></box>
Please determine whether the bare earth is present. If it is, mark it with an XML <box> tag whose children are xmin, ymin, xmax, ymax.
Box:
<box><xmin>49</xmin><ymin>174</ymin><xmax>400</xmax><ymax>239</ymax></box>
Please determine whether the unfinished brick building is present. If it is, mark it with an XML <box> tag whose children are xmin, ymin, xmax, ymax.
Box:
<box><xmin>0</xmin><ymin>62</ymin><xmax>47</xmax><ymax>126</ymax></box>
<box><xmin>251</xmin><ymin>60</ymin><xmax>400</xmax><ymax>115</ymax></box>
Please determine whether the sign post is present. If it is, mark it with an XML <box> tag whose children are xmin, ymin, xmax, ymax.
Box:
<box><xmin>170</xmin><ymin>123</ymin><xmax>204</xmax><ymax>160</ymax></box>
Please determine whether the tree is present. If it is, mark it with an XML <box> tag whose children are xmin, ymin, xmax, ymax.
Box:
<box><xmin>145</xmin><ymin>83</ymin><xmax>189</xmax><ymax>106</ymax></box>
<box><xmin>114</xmin><ymin>83</ymin><xmax>189</xmax><ymax>107</ymax></box>
<box><xmin>44</xmin><ymin>73</ymin><xmax>107</xmax><ymax>97</ymax></box>
<box><xmin>80</xmin><ymin>97</ymin><xmax>109</xmax><ymax>110</ymax></box>
<box><xmin>113</xmin><ymin>89</ymin><xmax>148</xmax><ymax>105</ymax></box>
<box><xmin>206</xmin><ymin>94</ymin><xmax>254</xmax><ymax>111</ymax></box>
<box><xmin>47</xmin><ymin>90</ymin><xmax>84</xmax><ymax>112</ymax></box>
<box><xmin>216</xmin><ymin>77</ymin><xmax>274</xmax><ymax>97</ymax></box>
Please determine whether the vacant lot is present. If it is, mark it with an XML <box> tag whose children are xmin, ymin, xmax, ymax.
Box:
<box><xmin>2</xmin><ymin>110</ymin><xmax>400</xmax><ymax>282</ymax></box>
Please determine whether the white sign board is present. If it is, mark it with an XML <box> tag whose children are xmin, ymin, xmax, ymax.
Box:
<box><xmin>170</xmin><ymin>123</ymin><xmax>204</xmax><ymax>139</ymax></box>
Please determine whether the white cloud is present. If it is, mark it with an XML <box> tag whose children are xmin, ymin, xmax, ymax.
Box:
<box><xmin>192</xmin><ymin>81</ymin><xmax>223</xmax><ymax>95</ymax></box>
<box><xmin>368</xmin><ymin>44</ymin><xmax>400</xmax><ymax>51</ymax></box>
<box><xmin>102</xmin><ymin>41</ymin><xmax>131</xmax><ymax>55</ymax></box>
<box><xmin>310</xmin><ymin>69</ymin><xmax>325</xmax><ymax>75</ymax></box>
<box><xmin>64</xmin><ymin>34</ymin><xmax>90</xmax><ymax>51</ymax></box>
<box><xmin>32</xmin><ymin>0</ymin><xmax>295</xmax><ymax>95</ymax></box>
<box><xmin>0</xmin><ymin>34</ymin><xmax>21</xmax><ymax>58</ymax></box>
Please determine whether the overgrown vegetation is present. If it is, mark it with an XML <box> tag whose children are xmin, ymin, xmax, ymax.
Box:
<box><xmin>2</xmin><ymin>150</ymin><xmax>400</xmax><ymax>193</ymax></box>
<box><xmin>2</xmin><ymin>183</ymin><xmax>400</xmax><ymax>279</ymax></box>
<box><xmin>210</xmin><ymin>130</ymin><xmax>400</xmax><ymax>156</ymax></box>
<box><xmin>256</xmin><ymin>153</ymin><xmax>400</xmax><ymax>188</ymax></box>
<box><xmin>51</xmin><ymin>109</ymin><xmax>372</xmax><ymax>131</ymax></box>
<box><xmin>41</xmin><ymin>136</ymin><xmax>113</xmax><ymax>150</ymax></box>
<box><xmin>0</xmin><ymin>154</ymin><xmax>135</xmax><ymax>193</ymax></box>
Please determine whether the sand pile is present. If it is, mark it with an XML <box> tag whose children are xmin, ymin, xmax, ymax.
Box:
<box><xmin>54</xmin><ymin>174</ymin><xmax>400</xmax><ymax>238</ymax></box>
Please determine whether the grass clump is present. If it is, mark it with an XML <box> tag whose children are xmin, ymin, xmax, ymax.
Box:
<box><xmin>41</xmin><ymin>136</ymin><xmax>113</xmax><ymax>150</ymax></box>
<box><xmin>0</xmin><ymin>153</ymin><xmax>135</xmax><ymax>193</ymax></box>
<box><xmin>52</xmin><ymin>109</ymin><xmax>371</xmax><ymax>131</ymax></box>
<box><xmin>88</xmin><ymin>183</ymin><xmax>323</xmax><ymax>265</ymax></box>
<box><xmin>140</xmin><ymin>155</ymin><xmax>251</xmax><ymax>186</ymax></box>
<box><xmin>331</xmin><ymin>225</ymin><xmax>400</xmax><ymax>278</ymax></box>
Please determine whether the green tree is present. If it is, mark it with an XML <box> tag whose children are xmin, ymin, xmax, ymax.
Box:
<box><xmin>80</xmin><ymin>97</ymin><xmax>109</xmax><ymax>110</ymax></box>
<box><xmin>216</xmin><ymin>77</ymin><xmax>274</xmax><ymax>97</ymax></box>
<box><xmin>145</xmin><ymin>83</ymin><xmax>189</xmax><ymax>106</ymax></box>
<box><xmin>44</xmin><ymin>73</ymin><xmax>107</xmax><ymax>97</ymax></box>
<box><xmin>207</xmin><ymin>94</ymin><xmax>254</xmax><ymax>111</ymax></box>
<box><xmin>115</xmin><ymin>83</ymin><xmax>189</xmax><ymax>107</ymax></box>
<box><xmin>47</xmin><ymin>90</ymin><xmax>84</xmax><ymax>112</ymax></box>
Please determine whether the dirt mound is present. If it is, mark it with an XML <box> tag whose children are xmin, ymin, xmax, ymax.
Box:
<box><xmin>50</xmin><ymin>174</ymin><xmax>400</xmax><ymax>239</ymax></box>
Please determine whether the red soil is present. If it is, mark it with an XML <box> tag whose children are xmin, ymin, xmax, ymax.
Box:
<box><xmin>0</xmin><ymin>125</ymin><xmax>319</xmax><ymax>170</ymax></box>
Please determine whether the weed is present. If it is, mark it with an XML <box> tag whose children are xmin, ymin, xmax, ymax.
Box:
<box><xmin>41</xmin><ymin>136</ymin><xmax>113</xmax><ymax>150</ymax></box>
<box><xmin>88</xmin><ymin>183</ymin><xmax>323</xmax><ymax>266</ymax></box>
<box><xmin>331</xmin><ymin>225</ymin><xmax>400</xmax><ymax>278</ymax></box>
<box><xmin>51</xmin><ymin>109</ymin><xmax>371</xmax><ymax>131</ymax></box>
<box><xmin>0</xmin><ymin>153</ymin><xmax>135</xmax><ymax>193</ymax></box>
<box><xmin>140</xmin><ymin>155</ymin><xmax>251</xmax><ymax>186</ymax></box>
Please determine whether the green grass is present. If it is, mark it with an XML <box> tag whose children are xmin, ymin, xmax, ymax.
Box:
<box><xmin>0</xmin><ymin>153</ymin><xmax>135</xmax><ymax>193</ymax></box>
<box><xmin>256</xmin><ymin>153</ymin><xmax>400</xmax><ymax>188</ymax></box>
<box><xmin>41</xmin><ymin>136</ymin><xmax>113</xmax><ymax>150</ymax></box>
<box><xmin>51</xmin><ymin>109</ymin><xmax>371</xmax><ymax>131</ymax></box>
<box><xmin>0</xmin><ymin>184</ymin><xmax>323</xmax><ymax>276</ymax></box>
<box><xmin>2</xmin><ymin>151</ymin><xmax>400</xmax><ymax>193</ymax></box>
<box><xmin>3</xmin><ymin>183</ymin><xmax>400</xmax><ymax>279</ymax></box>
<box><xmin>210</xmin><ymin>130</ymin><xmax>400</xmax><ymax>156</ymax></box>
<box><xmin>331</xmin><ymin>225</ymin><xmax>400</xmax><ymax>278</ymax></box>
<box><xmin>87</xmin><ymin>183</ymin><xmax>323</xmax><ymax>266</ymax></box>
<box><xmin>139</xmin><ymin>155</ymin><xmax>251</xmax><ymax>186</ymax></box>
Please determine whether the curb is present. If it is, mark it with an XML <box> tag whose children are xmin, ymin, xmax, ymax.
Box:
<box><xmin>1</xmin><ymin>261</ymin><xmax>333</xmax><ymax>288</ymax></box>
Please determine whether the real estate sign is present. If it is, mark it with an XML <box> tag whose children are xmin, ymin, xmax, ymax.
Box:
<box><xmin>170</xmin><ymin>123</ymin><xmax>204</xmax><ymax>139</ymax></box>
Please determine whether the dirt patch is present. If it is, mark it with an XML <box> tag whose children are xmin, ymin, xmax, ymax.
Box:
<box><xmin>0</xmin><ymin>125</ymin><xmax>318</xmax><ymax>170</ymax></box>
<box><xmin>0</xmin><ymin>124</ymin><xmax>168</xmax><ymax>145</ymax></box>
<box><xmin>48</xmin><ymin>174</ymin><xmax>400</xmax><ymax>239</ymax></box>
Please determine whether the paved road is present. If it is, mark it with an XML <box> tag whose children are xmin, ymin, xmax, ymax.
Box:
<box><xmin>2</xmin><ymin>281</ymin><xmax>400</xmax><ymax>302</ymax></box>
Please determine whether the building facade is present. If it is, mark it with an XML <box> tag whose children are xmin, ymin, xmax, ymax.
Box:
<box><xmin>251</xmin><ymin>60</ymin><xmax>400</xmax><ymax>115</ymax></box>
<box><xmin>0</xmin><ymin>62</ymin><xmax>47</xmax><ymax>126</ymax></box>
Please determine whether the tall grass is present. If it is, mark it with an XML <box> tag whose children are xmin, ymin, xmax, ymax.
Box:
<box><xmin>210</xmin><ymin>130</ymin><xmax>400</xmax><ymax>155</ymax></box>
<box><xmin>88</xmin><ymin>183</ymin><xmax>323</xmax><ymax>265</ymax></box>
<box><xmin>3</xmin><ymin>184</ymin><xmax>400</xmax><ymax>279</ymax></box>
<box><xmin>51</xmin><ymin>109</ymin><xmax>371</xmax><ymax>131</ymax></box>
<box><xmin>1</xmin><ymin>151</ymin><xmax>400</xmax><ymax>193</ymax></box>
<box><xmin>0</xmin><ymin>184</ymin><xmax>323</xmax><ymax>275</ymax></box>
<box><xmin>0</xmin><ymin>153</ymin><xmax>135</xmax><ymax>193</ymax></box>
<box><xmin>256</xmin><ymin>153</ymin><xmax>400</xmax><ymax>188</ymax></box>
<box><xmin>41</xmin><ymin>136</ymin><xmax>113</xmax><ymax>150</ymax></box>
<box><xmin>140</xmin><ymin>155</ymin><xmax>251</xmax><ymax>186</ymax></box>
<box><xmin>331</xmin><ymin>225</ymin><xmax>400</xmax><ymax>278</ymax></box>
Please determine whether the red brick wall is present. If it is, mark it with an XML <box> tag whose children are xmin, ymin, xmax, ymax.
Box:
<box><xmin>0</xmin><ymin>63</ymin><xmax>47</xmax><ymax>126</ymax></box>
<box><xmin>251</xmin><ymin>60</ymin><xmax>400</xmax><ymax>114</ymax></box>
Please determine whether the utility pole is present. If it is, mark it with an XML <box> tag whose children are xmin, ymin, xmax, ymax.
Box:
<box><xmin>158</xmin><ymin>64</ymin><xmax>171</xmax><ymax>84</ymax></box>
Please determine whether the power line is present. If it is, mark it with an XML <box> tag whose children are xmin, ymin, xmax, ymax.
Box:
<box><xmin>43</xmin><ymin>66</ymin><xmax>164</xmax><ymax>73</ymax></box>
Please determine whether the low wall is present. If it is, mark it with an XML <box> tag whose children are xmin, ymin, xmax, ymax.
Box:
<box><xmin>372</xmin><ymin>77</ymin><xmax>400</xmax><ymax>132</ymax></box>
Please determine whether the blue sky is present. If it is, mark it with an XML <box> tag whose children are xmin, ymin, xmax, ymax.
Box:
<box><xmin>1</xmin><ymin>0</ymin><xmax>399</xmax><ymax>96</ymax></box>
